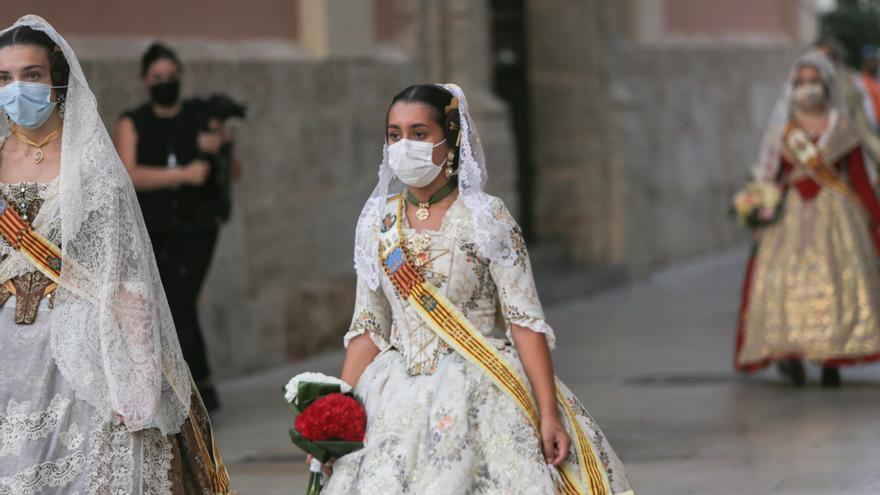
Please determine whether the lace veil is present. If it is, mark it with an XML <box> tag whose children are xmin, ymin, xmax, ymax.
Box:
<box><xmin>0</xmin><ymin>15</ymin><xmax>190</xmax><ymax>434</ymax></box>
<box><xmin>751</xmin><ymin>50</ymin><xmax>846</xmax><ymax>181</ymax></box>
<box><xmin>354</xmin><ymin>83</ymin><xmax>518</xmax><ymax>289</ymax></box>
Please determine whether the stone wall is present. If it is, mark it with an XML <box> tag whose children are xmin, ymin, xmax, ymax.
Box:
<box><xmin>605</xmin><ymin>43</ymin><xmax>803</xmax><ymax>274</ymax></box>
<box><xmin>0</xmin><ymin>0</ymin><xmax>516</xmax><ymax>379</ymax></box>
<box><xmin>2</xmin><ymin>1</ymin><xmax>300</xmax><ymax>40</ymax></box>
<box><xmin>77</xmin><ymin>53</ymin><xmax>410</xmax><ymax>376</ymax></box>
<box><xmin>526</xmin><ymin>0</ymin><xmax>623</xmax><ymax>267</ymax></box>
<box><xmin>526</xmin><ymin>0</ymin><xmax>805</xmax><ymax>275</ymax></box>
<box><xmin>67</xmin><ymin>39</ymin><xmax>516</xmax><ymax>378</ymax></box>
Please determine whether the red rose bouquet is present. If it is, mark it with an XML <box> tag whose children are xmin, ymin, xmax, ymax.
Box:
<box><xmin>283</xmin><ymin>372</ymin><xmax>365</xmax><ymax>494</ymax></box>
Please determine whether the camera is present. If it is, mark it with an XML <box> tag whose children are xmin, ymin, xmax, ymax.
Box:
<box><xmin>192</xmin><ymin>94</ymin><xmax>246</xmax><ymax>224</ymax></box>
<box><xmin>201</xmin><ymin>94</ymin><xmax>247</xmax><ymax>125</ymax></box>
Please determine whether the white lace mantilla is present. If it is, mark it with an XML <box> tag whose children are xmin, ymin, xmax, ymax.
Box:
<box><xmin>354</xmin><ymin>84</ymin><xmax>520</xmax><ymax>291</ymax></box>
<box><xmin>1</xmin><ymin>15</ymin><xmax>191</xmax><ymax>436</ymax></box>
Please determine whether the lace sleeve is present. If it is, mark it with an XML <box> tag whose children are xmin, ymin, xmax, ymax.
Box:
<box><xmin>344</xmin><ymin>278</ymin><xmax>392</xmax><ymax>351</ymax></box>
<box><xmin>487</xmin><ymin>199</ymin><xmax>556</xmax><ymax>349</ymax></box>
<box><xmin>51</xmin><ymin>178</ymin><xmax>190</xmax><ymax>435</ymax></box>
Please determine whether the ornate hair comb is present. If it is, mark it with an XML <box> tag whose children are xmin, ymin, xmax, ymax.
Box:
<box><xmin>445</xmin><ymin>97</ymin><xmax>459</xmax><ymax>115</ymax></box>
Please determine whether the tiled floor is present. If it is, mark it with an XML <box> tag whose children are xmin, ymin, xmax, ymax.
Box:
<box><xmin>213</xmin><ymin>247</ymin><xmax>880</xmax><ymax>494</ymax></box>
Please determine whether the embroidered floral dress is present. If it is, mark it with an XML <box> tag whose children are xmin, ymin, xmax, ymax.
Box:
<box><xmin>324</xmin><ymin>197</ymin><xmax>630</xmax><ymax>495</ymax></box>
<box><xmin>0</xmin><ymin>177</ymin><xmax>213</xmax><ymax>494</ymax></box>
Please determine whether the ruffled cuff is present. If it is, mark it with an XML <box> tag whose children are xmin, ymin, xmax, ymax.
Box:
<box><xmin>343</xmin><ymin>327</ymin><xmax>392</xmax><ymax>351</ymax></box>
<box><xmin>506</xmin><ymin>316</ymin><xmax>557</xmax><ymax>350</ymax></box>
<box><xmin>345</xmin><ymin>307</ymin><xmax>392</xmax><ymax>351</ymax></box>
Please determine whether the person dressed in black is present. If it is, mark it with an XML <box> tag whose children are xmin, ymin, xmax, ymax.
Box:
<box><xmin>116</xmin><ymin>43</ymin><xmax>240</xmax><ymax>412</ymax></box>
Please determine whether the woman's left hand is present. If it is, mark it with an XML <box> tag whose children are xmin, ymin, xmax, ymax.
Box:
<box><xmin>540</xmin><ymin>414</ymin><xmax>570</xmax><ymax>466</ymax></box>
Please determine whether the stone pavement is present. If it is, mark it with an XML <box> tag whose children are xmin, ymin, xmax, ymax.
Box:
<box><xmin>211</xmin><ymin>247</ymin><xmax>880</xmax><ymax>494</ymax></box>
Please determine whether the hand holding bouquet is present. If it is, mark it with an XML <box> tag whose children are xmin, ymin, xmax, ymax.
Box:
<box><xmin>731</xmin><ymin>181</ymin><xmax>784</xmax><ymax>228</ymax></box>
<box><xmin>283</xmin><ymin>372</ymin><xmax>366</xmax><ymax>494</ymax></box>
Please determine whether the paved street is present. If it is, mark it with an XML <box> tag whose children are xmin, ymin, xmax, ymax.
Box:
<box><xmin>212</xmin><ymin>247</ymin><xmax>880</xmax><ymax>494</ymax></box>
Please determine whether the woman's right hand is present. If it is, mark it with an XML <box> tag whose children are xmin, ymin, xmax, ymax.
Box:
<box><xmin>180</xmin><ymin>159</ymin><xmax>210</xmax><ymax>186</ymax></box>
<box><xmin>306</xmin><ymin>454</ymin><xmax>335</xmax><ymax>476</ymax></box>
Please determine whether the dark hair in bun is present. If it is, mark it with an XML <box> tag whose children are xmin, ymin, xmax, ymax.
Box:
<box><xmin>141</xmin><ymin>42</ymin><xmax>181</xmax><ymax>78</ymax></box>
<box><xmin>388</xmin><ymin>84</ymin><xmax>461</xmax><ymax>170</ymax></box>
<box><xmin>0</xmin><ymin>26</ymin><xmax>70</xmax><ymax>99</ymax></box>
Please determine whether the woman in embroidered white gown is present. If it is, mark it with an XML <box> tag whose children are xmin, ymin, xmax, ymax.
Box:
<box><xmin>0</xmin><ymin>16</ymin><xmax>227</xmax><ymax>494</ymax></box>
<box><xmin>322</xmin><ymin>84</ymin><xmax>633</xmax><ymax>495</ymax></box>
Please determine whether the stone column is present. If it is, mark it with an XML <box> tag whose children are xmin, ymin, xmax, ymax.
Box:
<box><xmin>786</xmin><ymin>0</ymin><xmax>818</xmax><ymax>44</ymax></box>
<box><xmin>383</xmin><ymin>0</ymin><xmax>490</xmax><ymax>92</ymax></box>
<box><xmin>525</xmin><ymin>0</ymin><xmax>623</xmax><ymax>266</ymax></box>
<box><xmin>300</xmin><ymin>0</ymin><xmax>375</xmax><ymax>58</ymax></box>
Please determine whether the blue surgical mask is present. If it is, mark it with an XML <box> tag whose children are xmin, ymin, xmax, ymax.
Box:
<box><xmin>0</xmin><ymin>81</ymin><xmax>57</xmax><ymax>129</ymax></box>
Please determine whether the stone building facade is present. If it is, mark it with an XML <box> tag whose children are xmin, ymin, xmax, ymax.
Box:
<box><xmin>1</xmin><ymin>0</ymin><xmax>516</xmax><ymax>377</ymax></box>
<box><xmin>1</xmin><ymin>0</ymin><xmax>820</xmax><ymax>377</ymax></box>
<box><xmin>526</xmin><ymin>0</ymin><xmax>816</xmax><ymax>273</ymax></box>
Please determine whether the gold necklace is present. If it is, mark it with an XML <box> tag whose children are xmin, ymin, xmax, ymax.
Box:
<box><xmin>406</xmin><ymin>181</ymin><xmax>458</xmax><ymax>221</ymax></box>
<box><xmin>11</xmin><ymin>124</ymin><xmax>62</xmax><ymax>164</ymax></box>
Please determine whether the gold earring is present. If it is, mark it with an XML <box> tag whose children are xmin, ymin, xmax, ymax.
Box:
<box><xmin>444</xmin><ymin>150</ymin><xmax>455</xmax><ymax>178</ymax></box>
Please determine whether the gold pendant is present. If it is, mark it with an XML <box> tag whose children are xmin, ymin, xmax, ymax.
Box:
<box><xmin>33</xmin><ymin>148</ymin><xmax>44</xmax><ymax>164</ymax></box>
<box><xmin>416</xmin><ymin>203</ymin><xmax>430</xmax><ymax>221</ymax></box>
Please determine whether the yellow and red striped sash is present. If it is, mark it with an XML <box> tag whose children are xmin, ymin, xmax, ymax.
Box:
<box><xmin>378</xmin><ymin>195</ymin><xmax>620</xmax><ymax>495</ymax></box>
<box><xmin>782</xmin><ymin>123</ymin><xmax>863</xmax><ymax>209</ymax></box>
<box><xmin>0</xmin><ymin>194</ymin><xmax>62</xmax><ymax>280</ymax></box>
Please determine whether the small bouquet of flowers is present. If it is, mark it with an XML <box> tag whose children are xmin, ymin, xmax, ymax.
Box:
<box><xmin>730</xmin><ymin>181</ymin><xmax>784</xmax><ymax>228</ymax></box>
<box><xmin>283</xmin><ymin>372</ymin><xmax>366</xmax><ymax>495</ymax></box>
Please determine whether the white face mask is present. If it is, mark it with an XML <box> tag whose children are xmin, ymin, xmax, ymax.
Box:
<box><xmin>792</xmin><ymin>82</ymin><xmax>826</xmax><ymax>110</ymax></box>
<box><xmin>387</xmin><ymin>138</ymin><xmax>447</xmax><ymax>187</ymax></box>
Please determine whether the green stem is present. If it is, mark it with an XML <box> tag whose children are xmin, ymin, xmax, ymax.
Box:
<box><xmin>305</xmin><ymin>471</ymin><xmax>323</xmax><ymax>495</ymax></box>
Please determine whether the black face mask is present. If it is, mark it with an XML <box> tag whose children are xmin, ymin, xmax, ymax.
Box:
<box><xmin>149</xmin><ymin>79</ymin><xmax>180</xmax><ymax>106</ymax></box>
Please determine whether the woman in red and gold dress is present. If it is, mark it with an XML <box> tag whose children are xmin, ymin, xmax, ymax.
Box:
<box><xmin>736</xmin><ymin>50</ymin><xmax>880</xmax><ymax>386</ymax></box>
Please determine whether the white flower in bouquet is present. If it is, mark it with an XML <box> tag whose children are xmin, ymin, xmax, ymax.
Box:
<box><xmin>732</xmin><ymin>181</ymin><xmax>782</xmax><ymax>223</ymax></box>
<box><xmin>756</xmin><ymin>182</ymin><xmax>782</xmax><ymax>209</ymax></box>
<box><xmin>733</xmin><ymin>189</ymin><xmax>757</xmax><ymax>218</ymax></box>
<box><xmin>284</xmin><ymin>372</ymin><xmax>352</xmax><ymax>404</ymax></box>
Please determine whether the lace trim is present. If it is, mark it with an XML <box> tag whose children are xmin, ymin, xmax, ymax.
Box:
<box><xmin>86</xmin><ymin>418</ymin><xmax>134</xmax><ymax>495</ymax></box>
<box><xmin>60</xmin><ymin>423</ymin><xmax>85</xmax><ymax>451</ymax></box>
<box><xmin>0</xmin><ymin>395</ymin><xmax>70</xmax><ymax>457</ymax></box>
<box><xmin>504</xmin><ymin>313</ymin><xmax>557</xmax><ymax>350</ymax></box>
<box><xmin>0</xmin><ymin>451</ymin><xmax>85</xmax><ymax>495</ymax></box>
<box><xmin>344</xmin><ymin>309</ymin><xmax>391</xmax><ymax>351</ymax></box>
<box><xmin>141</xmin><ymin>428</ymin><xmax>173</xmax><ymax>495</ymax></box>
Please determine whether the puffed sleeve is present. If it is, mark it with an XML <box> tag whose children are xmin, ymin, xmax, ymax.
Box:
<box><xmin>343</xmin><ymin>277</ymin><xmax>393</xmax><ymax>351</ymax></box>
<box><xmin>487</xmin><ymin>199</ymin><xmax>557</xmax><ymax>349</ymax></box>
